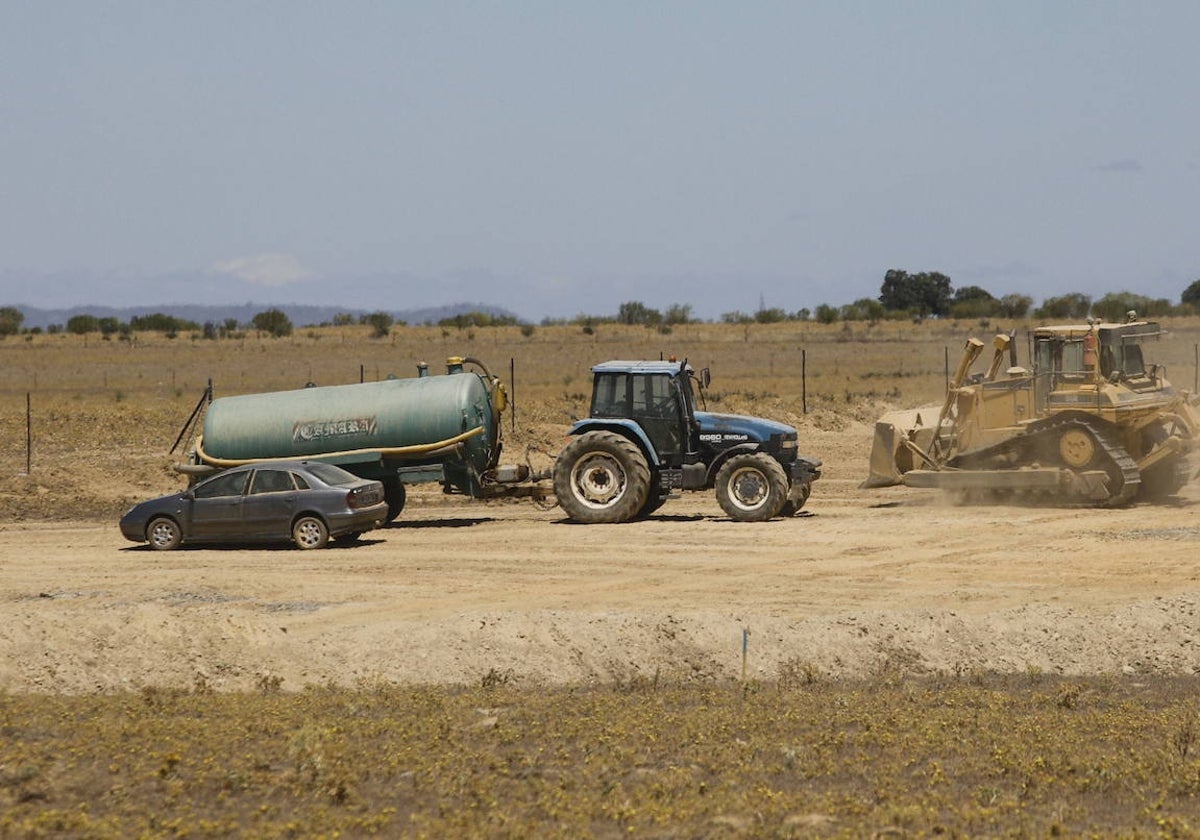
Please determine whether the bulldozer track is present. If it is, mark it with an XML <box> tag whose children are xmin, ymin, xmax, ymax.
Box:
<box><xmin>951</xmin><ymin>415</ymin><xmax>1140</xmax><ymax>506</ymax></box>
<box><xmin>1023</xmin><ymin>416</ymin><xmax>1140</xmax><ymax>506</ymax></box>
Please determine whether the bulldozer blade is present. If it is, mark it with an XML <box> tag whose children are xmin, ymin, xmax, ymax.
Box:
<box><xmin>862</xmin><ymin>409</ymin><xmax>929</xmax><ymax>488</ymax></box>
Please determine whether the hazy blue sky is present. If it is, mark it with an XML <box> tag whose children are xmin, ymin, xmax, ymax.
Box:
<box><xmin>2</xmin><ymin>2</ymin><xmax>1197</xmax><ymax>320</ymax></box>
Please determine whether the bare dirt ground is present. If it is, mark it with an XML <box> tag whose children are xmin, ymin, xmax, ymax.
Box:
<box><xmin>4</xmin><ymin>422</ymin><xmax>1200</xmax><ymax>694</ymax></box>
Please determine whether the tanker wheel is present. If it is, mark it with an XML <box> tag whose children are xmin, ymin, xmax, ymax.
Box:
<box><xmin>383</xmin><ymin>481</ymin><xmax>407</xmax><ymax>523</ymax></box>
<box><xmin>715</xmin><ymin>453</ymin><xmax>788</xmax><ymax>522</ymax></box>
<box><xmin>292</xmin><ymin>515</ymin><xmax>329</xmax><ymax>550</ymax></box>
<box><xmin>554</xmin><ymin>431</ymin><xmax>650</xmax><ymax>524</ymax></box>
<box><xmin>1058</xmin><ymin>426</ymin><xmax>1097</xmax><ymax>468</ymax></box>
<box><xmin>146</xmin><ymin>516</ymin><xmax>182</xmax><ymax>551</ymax></box>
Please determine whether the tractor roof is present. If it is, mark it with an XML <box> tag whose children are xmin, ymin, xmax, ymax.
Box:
<box><xmin>591</xmin><ymin>360</ymin><xmax>690</xmax><ymax>376</ymax></box>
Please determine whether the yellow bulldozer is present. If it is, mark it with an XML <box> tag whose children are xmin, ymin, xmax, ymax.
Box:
<box><xmin>864</xmin><ymin>317</ymin><xmax>1200</xmax><ymax>505</ymax></box>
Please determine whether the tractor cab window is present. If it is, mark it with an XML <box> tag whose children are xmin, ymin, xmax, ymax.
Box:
<box><xmin>631</xmin><ymin>374</ymin><xmax>677</xmax><ymax>418</ymax></box>
<box><xmin>592</xmin><ymin>373</ymin><xmax>630</xmax><ymax>418</ymax></box>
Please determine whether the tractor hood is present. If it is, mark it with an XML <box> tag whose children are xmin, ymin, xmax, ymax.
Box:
<box><xmin>694</xmin><ymin>411</ymin><xmax>796</xmax><ymax>444</ymax></box>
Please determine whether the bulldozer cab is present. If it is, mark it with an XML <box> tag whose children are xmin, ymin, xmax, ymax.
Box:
<box><xmin>1031</xmin><ymin>321</ymin><xmax>1163</xmax><ymax>412</ymax></box>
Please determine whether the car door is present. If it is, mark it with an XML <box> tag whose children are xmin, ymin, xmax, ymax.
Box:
<box><xmin>242</xmin><ymin>469</ymin><xmax>300</xmax><ymax>540</ymax></box>
<box><xmin>188</xmin><ymin>470</ymin><xmax>250</xmax><ymax>539</ymax></box>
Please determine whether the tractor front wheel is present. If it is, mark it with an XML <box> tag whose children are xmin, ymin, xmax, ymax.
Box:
<box><xmin>554</xmin><ymin>431</ymin><xmax>650</xmax><ymax>524</ymax></box>
<box><xmin>715</xmin><ymin>453</ymin><xmax>788</xmax><ymax>522</ymax></box>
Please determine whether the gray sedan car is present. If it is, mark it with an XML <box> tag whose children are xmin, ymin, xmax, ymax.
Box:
<box><xmin>120</xmin><ymin>461</ymin><xmax>387</xmax><ymax>550</ymax></box>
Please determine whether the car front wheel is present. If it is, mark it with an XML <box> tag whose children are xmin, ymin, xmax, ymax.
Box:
<box><xmin>292</xmin><ymin>515</ymin><xmax>329</xmax><ymax>550</ymax></box>
<box><xmin>146</xmin><ymin>516</ymin><xmax>182</xmax><ymax>551</ymax></box>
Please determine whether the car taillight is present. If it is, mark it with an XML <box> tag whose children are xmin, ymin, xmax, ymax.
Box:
<box><xmin>347</xmin><ymin>486</ymin><xmax>382</xmax><ymax>508</ymax></box>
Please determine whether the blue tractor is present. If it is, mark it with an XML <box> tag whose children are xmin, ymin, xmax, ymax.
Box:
<box><xmin>553</xmin><ymin>359</ymin><xmax>822</xmax><ymax>523</ymax></box>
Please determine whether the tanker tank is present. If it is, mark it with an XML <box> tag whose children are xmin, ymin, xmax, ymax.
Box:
<box><xmin>187</xmin><ymin>357</ymin><xmax>506</xmax><ymax>520</ymax></box>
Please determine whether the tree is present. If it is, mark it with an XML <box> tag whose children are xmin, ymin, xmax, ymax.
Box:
<box><xmin>949</xmin><ymin>286</ymin><xmax>996</xmax><ymax>319</ymax></box>
<box><xmin>98</xmin><ymin>316</ymin><xmax>122</xmax><ymax>336</ymax></box>
<box><xmin>754</xmin><ymin>307</ymin><xmax>788</xmax><ymax>324</ymax></box>
<box><xmin>663</xmin><ymin>303</ymin><xmax>693</xmax><ymax>325</ymax></box>
<box><xmin>130</xmin><ymin>313</ymin><xmax>200</xmax><ymax>332</ymax></box>
<box><xmin>362</xmin><ymin>311</ymin><xmax>394</xmax><ymax>338</ymax></box>
<box><xmin>616</xmin><ymin>301</ymin><xmax>662</xmax><ymax>326</ymax></box>
<box><xmin>1181</xmin><ymin>279</ymin><xmax>1200</xmax><ymax>308</ymax></box>
<box><xmin>0</xmin><ymin>306</ymin><xmax>24</xmax><ymax>336</ymax></box>
<box><xmin>67</xmin><ymin>314</ymin><xmax>99</xmax><ymax>334</ymax></box>
<box><xmin>252</xmin><ymin>308</ymin><xmax>293</xmax><ymax>337</ymax></box>
<box><xmin>1091</xmin><ymin>291</ymin><xmax>1174</xmax><ymax>322</ymax></box>
<box><xmin>997</xmin><ymin>294</ymin><xmax>1033</xmax><ymax>319</ymax></box>
<box><xmin>814</xmin><ymin>304</ymin><xmax>839</xmax><ymax>324</ymax></box>
<box><xmin>1034</xmin><ymin>293</ymin><xmax>1091</xmax><ymax>320</ymax></box>
<box><xmin>878</xmin><ymin>269</ymin><xmax>953</xmax><ymax>317</ymax></box>
<box><xmin>840</xmin><ymin>298</ymin><xmax>886</xmax><ymax>323</ymax></box>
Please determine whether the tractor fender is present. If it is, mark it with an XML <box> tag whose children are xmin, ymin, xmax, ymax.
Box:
<box><xmin>705</xmin><ymin>443</ymin><xmax>767</xmax><ymax>485</ymax></box>
<box><xmin>566</xmin><ymin>419</ymin><xmax>662</xmax><ymax>466</ymax></box>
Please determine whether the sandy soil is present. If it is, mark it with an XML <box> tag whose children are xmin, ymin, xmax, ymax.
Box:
<box><xmin>3</xmin><ymin>423</ymin><xmax>1200</xmax><ymax>693</ymax></box>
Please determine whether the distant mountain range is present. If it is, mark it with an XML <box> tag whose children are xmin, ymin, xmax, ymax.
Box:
<box><xmin>14</xmin><ymin>302</ymin><xmax>523</xmax><ymax>330</ymax></box>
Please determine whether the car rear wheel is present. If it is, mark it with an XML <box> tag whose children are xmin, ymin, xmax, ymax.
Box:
<box><xmin>292</xmin><ymin>515</ymin><xmax>329</xmax><ymax>550</ymax></box>
<box><xmin>146</xmin><ymin>516</ymin><xmax>182</xmax><ymax>551</ymax></box>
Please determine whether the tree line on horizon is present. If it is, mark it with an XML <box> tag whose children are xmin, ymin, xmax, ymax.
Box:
<box><xmin>4</xmin><ymin>271</ymin><xmax>1200</xmax><ymax>339</ymax></box>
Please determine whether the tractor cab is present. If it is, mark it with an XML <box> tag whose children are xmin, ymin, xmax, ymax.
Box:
<box><xmin>588</xmin><ymin>360</ymin><xmax>699</xmax><ymax>468</ymax></box>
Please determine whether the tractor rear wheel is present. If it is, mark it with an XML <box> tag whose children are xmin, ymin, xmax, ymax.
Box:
<box><xmin>715</xmin><ymin>453</ymin><xmax>788</xmax><ymax>522</ymax></box>
<box><xmin>554</xmin><ymin>431</ymin><xmax>650</xmax><ymax>524</ymax></box>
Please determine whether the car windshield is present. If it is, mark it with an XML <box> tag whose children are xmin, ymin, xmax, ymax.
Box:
<box><xmin>304</xmin><ymin>463</ymin><xmax>361</xmax><ymax>486</ymax></box>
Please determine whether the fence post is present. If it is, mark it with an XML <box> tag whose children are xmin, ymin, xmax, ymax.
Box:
<box><xmin>801</xmin><ymin>349</ymin><xmax>807</xmax><ymax>414</ymax></box>
<box><xmin>25</xmin><ymin>392</ymin><xmax>32</xmax><ymax>475</ymax></box>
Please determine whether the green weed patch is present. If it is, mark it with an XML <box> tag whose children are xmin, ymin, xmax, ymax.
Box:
<box><xmin>3</xmin><ymin>676</ymin><xmax>1200</xmax><ymax>836</ymax></box>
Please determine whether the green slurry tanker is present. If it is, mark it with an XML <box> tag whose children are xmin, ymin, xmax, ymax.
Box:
<box><xmin>178</xmin><ymin>355</ymin><xmax>821</xmax><ymax>523</ymax></box>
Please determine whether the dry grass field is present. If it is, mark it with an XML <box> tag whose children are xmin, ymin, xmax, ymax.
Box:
<box><xmin>4</xmin><ymin>317</ymin><xmax>1200</xmax><ymax>835</ymax></box>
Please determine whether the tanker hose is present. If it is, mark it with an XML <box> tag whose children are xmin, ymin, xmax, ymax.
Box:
<box><xmin>192</xmin><ymin>426</ymin><xmax>486</xmax><ymax>468</ymax></box>
<box><xmin>460</xmin><ymin>356</ymin><xmax>494</xmax><ymax>381</ymax></box>
<box><xmin>461</xmin><ymin>356</ymin><xmax>508</xmax><ymax>418</ymax></box>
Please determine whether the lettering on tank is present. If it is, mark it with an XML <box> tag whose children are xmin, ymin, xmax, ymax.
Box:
<box><xmin>292</xmin><ymin>417</ymin><xmax>379</xmax><ymax>443</ymax></box>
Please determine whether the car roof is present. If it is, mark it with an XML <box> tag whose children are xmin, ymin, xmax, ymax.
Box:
<box><xmin>223</xmin><ymin>459</ymin><xmax>328</xmax><ymax>472</ymax></box>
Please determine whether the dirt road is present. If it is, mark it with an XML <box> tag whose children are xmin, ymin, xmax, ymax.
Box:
<box><xmin>4</xmin><ymin>423</ymin><xmax>1200</xmax><ymax>693</ymax></box>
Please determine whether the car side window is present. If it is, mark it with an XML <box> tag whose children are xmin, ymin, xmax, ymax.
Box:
<box><xmin>249</xmin><ymin>469</ymin><xmax>296</xmax><ymax>494</ymax></box>
<box><xmin>291</xmin><ymin>472</ymin><xmax>310</xmax><ymax>490</ymax></box>
<box><xmin>193</xmin><ymin>471</ymin><xmax>249</xmax><ymax>499</ymax></box>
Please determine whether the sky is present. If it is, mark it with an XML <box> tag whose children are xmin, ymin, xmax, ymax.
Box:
<box><xmin>2</xmin><ymin>1</ymin><xmax>1198</xmax><ymax>322</ymax></box>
